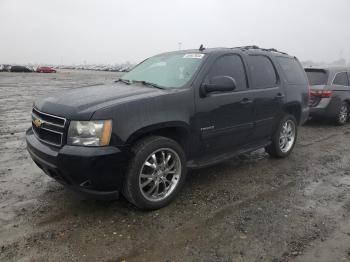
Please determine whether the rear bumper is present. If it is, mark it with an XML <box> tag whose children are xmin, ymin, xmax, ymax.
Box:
<box><xmin>309</xmin><ymin>107</ymin><xmax>327</xmax><ymax>118</ymax></box>
<box><xmin>26</xmin><ymin>128</ymin><xmax>127</xmax><ymax>199</ymax></box>
<box><xmin>309</xmin><ymin>97</ymin><xmax>341</xmax><ymax>119</ymax></box>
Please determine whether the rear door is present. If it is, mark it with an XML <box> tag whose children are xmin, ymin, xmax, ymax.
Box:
<box><xmin>195</xmin><ymin>53</ymin><xmax>255</xmax><ymax>155</ymax></box>
<box><xmin>246</xmin><ymin>54</ymin><xmax>284</xmax><ymax>142</ymax></box>
<box><xmin>276</xmin><ymin>56</ymin><xmax>309</xmax><ymax>119</ymax></box>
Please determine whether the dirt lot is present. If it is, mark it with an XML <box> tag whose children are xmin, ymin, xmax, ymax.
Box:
<box><xmin>1</xmin><ymin>70</ymin><xmax>350</xmax><ymax>262</ymax></box>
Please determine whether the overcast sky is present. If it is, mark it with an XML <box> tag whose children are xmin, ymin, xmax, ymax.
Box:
<box><xmin>1</xmin><ymin>0</ymin><xmax>349</xmax><ymax>65</ymax></box>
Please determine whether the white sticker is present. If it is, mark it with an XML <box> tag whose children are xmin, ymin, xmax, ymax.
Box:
<box><xmin>183</xmin><ymin>54</ymin><xmax>205</xmax><ymax>59</ymax></box>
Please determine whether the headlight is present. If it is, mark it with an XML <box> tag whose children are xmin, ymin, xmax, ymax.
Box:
<box><xmin>67</xmin><ymin>120</ymin><xmax>112</xmax><ymax>146</ymax></box>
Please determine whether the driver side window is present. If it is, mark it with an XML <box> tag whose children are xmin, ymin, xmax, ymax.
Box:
<box><xmin>206</xmin><ymin>55</ymin><xmax>248</xmax><ymax>91</ymax></box>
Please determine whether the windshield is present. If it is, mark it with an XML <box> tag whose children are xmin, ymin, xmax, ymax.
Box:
<box><xmin>121</xmin><ymin>53</ymin><xmax>205</xmax><ymax>88</ymax></box>
<box><xmin>305</xmin><ymin>69</ymin><xmax>328</xmax><ymax>85</ymax></box>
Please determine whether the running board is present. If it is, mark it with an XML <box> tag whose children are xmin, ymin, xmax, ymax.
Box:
<box><xmin>187</xmin><ymin>141</ymin><xmax>271</xmax><ymax>169</ymax></box>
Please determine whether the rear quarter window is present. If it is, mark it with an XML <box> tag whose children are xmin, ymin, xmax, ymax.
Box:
<box><xmin>276</xmin><ymin>57</ymin><xmax>308</xmax><ymax>85</ymax></box>
<box><xmin>247</xmin><ymin>55</ymin><xmax>277</xmax><ymax>89</ymax></box>
<box><xmin>333</xmin><ymin>72</ymin><xmax>349</xmax><ymax>86</ymax></box>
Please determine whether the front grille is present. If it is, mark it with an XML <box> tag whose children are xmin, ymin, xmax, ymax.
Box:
<box><xmin>32</xmin><ymin>108</ymin><xmax>66</xmax><ymax>147</ymax></box>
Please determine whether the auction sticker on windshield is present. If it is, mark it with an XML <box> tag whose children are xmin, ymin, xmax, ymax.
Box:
<box><xmin>183</xmin><ymin>54</ymin><xmax>205</xmax><ymax>59</ymax></box>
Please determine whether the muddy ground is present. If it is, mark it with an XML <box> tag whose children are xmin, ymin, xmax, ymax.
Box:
<box><xmin>1</xmin><ymin>70</ymin><xmax>350</xmax><ymax>262</ymax></box>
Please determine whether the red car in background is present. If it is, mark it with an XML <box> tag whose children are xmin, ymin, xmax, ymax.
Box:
<box><xmin>36</xmin><ymin>66</ymin><xmax>57</xmax><ymax>73</ymax></box>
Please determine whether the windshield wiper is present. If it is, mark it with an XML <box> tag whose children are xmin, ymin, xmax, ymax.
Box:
<box><xmin>115</xmin><ymin>78</ymin><xmax>132</xmax><ymax>85</ymax></box>
<box><xmin>132</xmin><ymin>80</ymin><xmax>166</xmax><ymax>90</ymax></box>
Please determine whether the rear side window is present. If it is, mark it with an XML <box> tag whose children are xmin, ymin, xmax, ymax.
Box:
<box><xmin>305</xmin><ymin>69</ymin><xmax>328</xmax><ymax>85</ymax></box>
<box><xmin>247</xmin><ymin>55</ymin><xmax>277</xmax><ymax>89</ymax></box>
<box><xmin>276</xmin><ymin>57</ymin><xmax>307</xmax><ymax>85</ymax></box>
<box><xmin>207</xmin><ymin>54</ymin><xmax>247</xmax><ymax>91</ymax></box>
<box><xmin>333</xmin><ymin>72</ymin><xmax>349</xmax><ymax>86</ymax></box>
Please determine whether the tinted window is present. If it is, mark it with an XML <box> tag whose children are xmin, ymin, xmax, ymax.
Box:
<box><xmin>248</xmin><ymin>55</ymin><xmax>277</xmax><ymax>89</ymax></box>
<box><xmin>305</xmin><ymin>69</ymin><xmax>328</xmax><ymax>85</ymax></box>
<box><xmin>333</xmin><ymin>72</ymin><xmax>349</xmax><ymax>86</ymax></box>
<box><xmin>207</xmin><ymin>55</ymin><xmax>247</xmax><ymax>91</ymax></box>
<box><xmin>277</xmin><ymin>57</ymin><xmax>307</xmax><ymax>84</ymax></box>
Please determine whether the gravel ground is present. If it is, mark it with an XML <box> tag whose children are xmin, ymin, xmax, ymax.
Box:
<box><xmin>1</xmin><ymin>70</ymin><xmax>350</xmax><ymax>262</ymax></box>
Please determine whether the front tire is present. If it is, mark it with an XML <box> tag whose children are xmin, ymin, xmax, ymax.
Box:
<box><xmin>266</xmin><ymin>114</ymin><xmax>297</xmax><ymax>158</ymax></box>
<box><xmin>123</xmin><ymin>136</ymin><xmax>187</xmax><ymax>210</ymax></box>
<box><xmin>335</xmin><ymin>102</ymin><xmax>349</xmax><ymax>125</ymax></box>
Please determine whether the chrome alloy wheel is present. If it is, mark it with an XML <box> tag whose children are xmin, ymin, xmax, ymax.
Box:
<box><xmin>279</xmin><ymin>120</ymin><xmax>296</xmax><ymax>153</ymax></box>
<box><xmin>139</xmin><ymin>148</ymin><xmax>181</xmax><ymax>202</ymax></box>
<box><xmin>339</xmin><ymin>104</ymin><xmax>348</xmax><ymax>124</ymax></box>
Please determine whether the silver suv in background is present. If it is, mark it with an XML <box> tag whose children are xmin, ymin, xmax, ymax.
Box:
<box><xmin>305</xmin><ymin>66</ymin><xmax>350</xmax><ymax>125</ymax></box>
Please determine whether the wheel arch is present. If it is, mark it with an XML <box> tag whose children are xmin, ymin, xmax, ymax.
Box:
<box><xmin>283</xmin><ymin>102</ymin><xmax>302</xmax><ymax>124</ymax></box>
<box><xmin>126</xmin><ymin>121</ymin><xmax>192</xmax><ymax>156</ymax></box>
<box><xmin>343</xmin><ymin>99</ymin><xmax>350</xmax><ymax>109</ymax></box>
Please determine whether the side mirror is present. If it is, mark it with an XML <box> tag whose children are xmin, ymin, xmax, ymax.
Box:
<box><xmin>202</xmin><ymin>76</ymin><xmax>237</xmax><ymax>95</ymax></box>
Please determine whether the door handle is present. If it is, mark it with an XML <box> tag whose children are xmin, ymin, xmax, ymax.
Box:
<box><xmin>240</xmin><ymin>98</ymin><xmax>253</xmax><ymax>104</ymax></box>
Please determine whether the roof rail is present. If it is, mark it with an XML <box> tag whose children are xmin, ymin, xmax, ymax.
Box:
<box><xmin>233</xmin><ymin>45</ymin><xmax>288</xmax><ymax>55</ymax></box>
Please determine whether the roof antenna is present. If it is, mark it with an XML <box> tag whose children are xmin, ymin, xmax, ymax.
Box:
<box><xmin>199</xmin><ymin>44</ymin><xmax>205</xmax><ymax>51</ymax></box>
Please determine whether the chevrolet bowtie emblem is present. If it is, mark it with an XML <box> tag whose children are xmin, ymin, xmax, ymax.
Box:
<box><xmin>33</xmin><ymin>118</ymin><xmax>43</xmax><ymax>128</ymax></box>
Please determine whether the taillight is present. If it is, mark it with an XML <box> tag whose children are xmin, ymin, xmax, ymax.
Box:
<box><xmin>310</xmin><ymin>89</ymin><xmax>332</xmax><ymax>98</ymax></box>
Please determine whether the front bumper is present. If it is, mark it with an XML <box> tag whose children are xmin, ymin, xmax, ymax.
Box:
<box><xmin>26</xmin><ymin>128</ymin><xmax>127</xmax><ymax>199</ymax></box>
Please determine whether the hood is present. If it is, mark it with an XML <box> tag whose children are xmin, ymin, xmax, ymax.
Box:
<box><xmin>34</xmin><ymin>83</ymin><xmax>165</xmax><ymax>120</ymax></box>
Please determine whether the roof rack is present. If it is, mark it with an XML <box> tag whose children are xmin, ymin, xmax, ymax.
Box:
<box><xmin>234</xmin><ymin>45</ymin><xmax>288</xmax><ymax>55</ymax></box>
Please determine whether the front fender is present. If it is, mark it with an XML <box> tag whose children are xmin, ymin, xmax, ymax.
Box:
<box><xmin>92</xmin><ymin>89</ymin><xmax>194</xmax><ymax>146</ymax></box>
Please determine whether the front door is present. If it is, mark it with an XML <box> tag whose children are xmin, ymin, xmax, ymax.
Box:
<box><xmin>194</xmin><ymin>54</ymin><xmax>254</xmax><ymax>155</ymax></box>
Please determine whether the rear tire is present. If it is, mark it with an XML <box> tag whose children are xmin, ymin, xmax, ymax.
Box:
<box><xmin>335</xmin><ymin>102</ymin><xmax>348</xmax><ymax>126</ymax></box>
<box><xmin>123</xmin><ymin>136</ymin><xmax>187</xmax><ymax>210</ymax></box>
<box><xmin>266</xmin><ymin>114</ymin><xmax>297</xmax><ymax>158</ymax></box>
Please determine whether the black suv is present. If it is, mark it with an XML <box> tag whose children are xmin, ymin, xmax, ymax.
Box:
<box><xmin>26</xmin><ymin>46</ymin><xmax>309</xmax><ymax>210</ymax></box>
<box><xmin>305</xmin><ymin>66</ymin><xmax>350</xmax><ymax>125</ymax></box>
